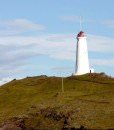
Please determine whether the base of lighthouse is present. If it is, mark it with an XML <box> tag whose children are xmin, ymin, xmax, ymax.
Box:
<box><xmin>75</xmin><ymin>69</ymin><xmax>90</xmax><ymax>75</ymax></box>
<box><xmin>74</xmin><ymin>31</ymin><xmax>90</xmax><ymax>76</ymax></box>
<box><xmin>75</xmin><ymin>70</ymin><xmax>90</xmax><ymax>75</ymax></box>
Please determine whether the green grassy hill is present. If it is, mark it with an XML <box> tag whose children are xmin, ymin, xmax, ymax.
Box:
<box><xmin>0</xmin><ymin>73</ymin><xmax>114</xmax><ymax>129</ymax></box>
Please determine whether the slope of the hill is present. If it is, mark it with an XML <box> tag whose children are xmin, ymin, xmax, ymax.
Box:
<box><xmin>0</xmin><ymin>73</ymin><xmax>114</xmax><ymax>129</ymax></box>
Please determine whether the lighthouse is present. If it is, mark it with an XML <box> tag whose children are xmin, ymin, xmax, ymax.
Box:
<box><xmin>75</xmin><ymin>31</ymin><xmax>90</xmax><ymax>75</ymax></box>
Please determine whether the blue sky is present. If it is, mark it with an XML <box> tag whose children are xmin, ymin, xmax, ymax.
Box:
<box><xmin>0</xmin><ymin>0</ymin><xmax>114</xmax><ymax>85</ymax></box>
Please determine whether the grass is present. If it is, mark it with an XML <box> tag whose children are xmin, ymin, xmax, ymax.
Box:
<box><xmin>0</xmin><ymin>73</ymin><xmax>114</xmax><ymax>129</ymax></box>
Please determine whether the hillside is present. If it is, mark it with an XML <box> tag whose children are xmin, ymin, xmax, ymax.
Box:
<box><xmin>0</xmin><ymin>73</ymin><xmax>114</xmax><ymax>130</ymax></box>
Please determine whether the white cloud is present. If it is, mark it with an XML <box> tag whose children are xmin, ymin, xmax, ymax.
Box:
<box><xmin>0</xmin><ymin>34</ymin><xmax>75</xmax><ymax>60</ymax></box>
<box><xmin>7</xmin><ymin>19</ymin><xmax>45</xmax><ymax>30</ymax></box>
<box><xmin>0</xmin><ymin>19</ymin><xmax>46</xmax><ymax>35</ymax></box>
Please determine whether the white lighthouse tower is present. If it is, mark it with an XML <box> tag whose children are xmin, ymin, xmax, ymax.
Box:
<box><xmin>75</xmin><ymin>31</ymin><xmax>90</xmax><ymax>75</ymax></box>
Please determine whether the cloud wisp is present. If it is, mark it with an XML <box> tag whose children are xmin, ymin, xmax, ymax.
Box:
<box><xmin>0</xmin><ymin>19</ymin><xmax>46</xmax><ymax>36</ymax></box>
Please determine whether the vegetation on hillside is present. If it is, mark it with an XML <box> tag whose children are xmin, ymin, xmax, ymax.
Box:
<box><xmin>0</xmin><ymin>73</ymin><xmax>114</xmax><ymax>129</ymax></box>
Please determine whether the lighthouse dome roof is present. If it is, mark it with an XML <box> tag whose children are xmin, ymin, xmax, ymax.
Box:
<box><xmin>77</xmin><ymin>31</ymin><xmax>86</xmax><ymax>37</ymax></box>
